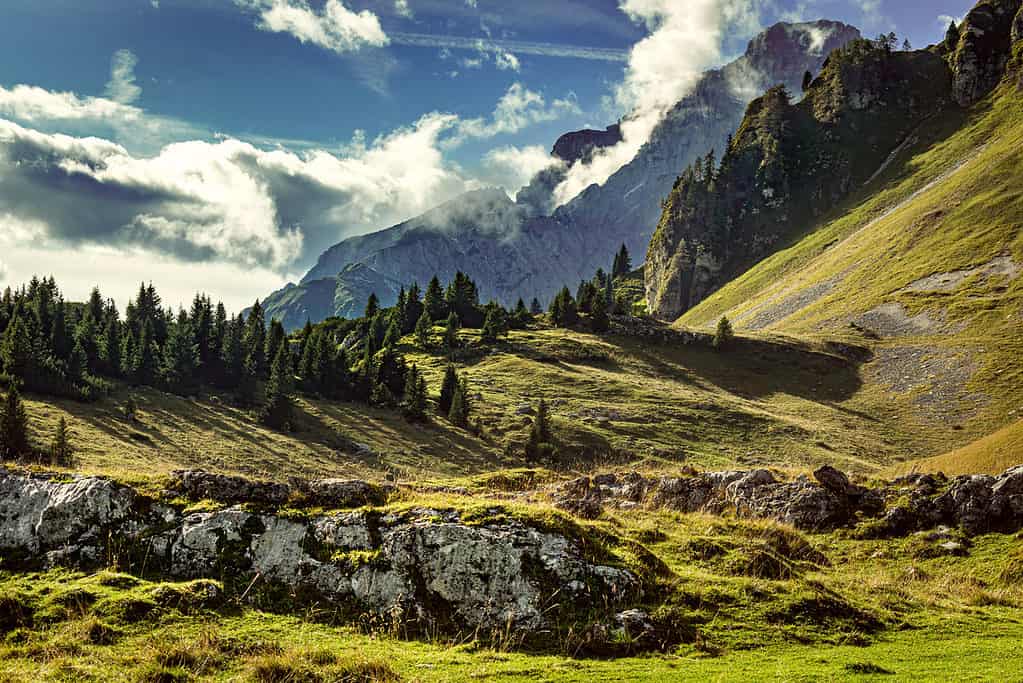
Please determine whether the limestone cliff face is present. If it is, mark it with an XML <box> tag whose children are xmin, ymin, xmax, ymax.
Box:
<box><xmin>262</xmin><ymin>22</ymin><xmax>859</xmax><ymax>328</ymax></box>
<box><xmin>646</xmin><ymin>1</ymin><xmax>1022</xmax><ymax>322</ymax></box>
<box><xmin>947</xmin><ymin>0</ymin><xmax>1022</xmax><ymax>106</ymax></box>
<box><xmin>646</xmin><ymin>49</ymin><xmax>944</xmax><ymax>320</ymax></box>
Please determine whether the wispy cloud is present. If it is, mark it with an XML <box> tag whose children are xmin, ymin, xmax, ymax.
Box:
<box><xmin>389</xmin><ymin>32</ymin><xmax>628</xmax><ymax>62</ymax></box>
<box><xmin>104</xmin><ymin>49</ymin><xmax>142</xmax><ymax>105</ymax></box>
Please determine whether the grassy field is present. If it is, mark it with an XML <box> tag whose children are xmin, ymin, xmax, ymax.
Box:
<box><xmin>3</xmin><ymin>501</ymin><xmax>1022</xmax><ymax>682</ymax></box>
<box><xmin>18</xmin><ymin>322</ymin><xmax>948</xmax><ymax>486</ymax></box>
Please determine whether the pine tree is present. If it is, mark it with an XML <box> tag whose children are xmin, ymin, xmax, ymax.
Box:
<box><xmin>68</xmin><ymin>337</ymin><xmax>87</xmax><ymax>381</ymax></box>
<box><xmin>511</xmin><ymin>298</ymin><xmax>531</xmax><ymax>329</ymax></box>
<box><xmin>945</xmin><ymin>21</ymin><xmax>960</xmax><ymax>47</ymax></box>
<box><xmin>480</xmin><ymin>305</ymin><xmax>507</xmax><ymax>344</ymax></box>
<box><xmin>327</xmin><ymin>344</ymin><xmax>353</xmax><ymax>400</ymax></box>
<box><xmin>50</xmin><ymin>297</ymin><xmax>71</xmax><ymax>361</ymax></box>
<box><xmin>524</xmin><ymin>398</ymin><xmax>553</xmax><ymax>461</ymax></box>
<box><xmin>162</xmin><ymin>310</ymin><xmax>199</xmax><ymax>395</ymax></box>
<box><xmin>591</xmin><ymin>293</ymin><xmax>610</xmax><ymax>333</ymax></box>
<box><xmin>438</xmin><ymin>364</ymin><xmax>458</xmax><ymax>417</ymax></box>
<box><xmin>265</xmin><ymin>320</ymin><xmax>286</xmax><ymax>370</ymax></box>
<box><xmin>374</xmin><ymin>345</ymin><xmax>407</xmax><ymax>398</ymax></box>
<box><xmin>394</xmin><ymin>287</ymin><xmax>407</xmax><ymax>336</ymax></box>
<box><xmin>0</xmin><ymin>386</ymin><xmax>30</xmax><ymax>460</ymax></box>
<box><xmin>448</xmin><ymin>376</ymin><xmax>471</xmax><ymax>427</ymax></box>
<box><xmin>424</xmin><ymin>276</ymin><xmax>447</xmax><ymax>321</ymax></box>
<box><xmin>101</xmin><ymin>311</ymin><xmax>122</xmax><ymax>377</ymax></box>
<box><xmin>414</xmin><ymin>309</ymin><xmax>432</xmax><ymax>350</ymax></box>
<box><xmin>530</xmin><ymin>298</ymin><xmax>543</xmax><ymax>315</ymax></box>
<box><xmin>368</xmin><ymin>312</ymin><xmax>386</xmax><ymax>353</ymax></box>
<box><xmin>801</xmin><ymin>70</ymin><xmax>813</xmax><ymax>92</ymax></box>
<box><xmin>400</xmin><ymin>364</ymin><xmax>428</xmax><ymax>422</ymax></box>
<box><xmin>1</xmin><ymin>315</ymin><xmax>35</xmax><ymax>379</ymax></box>
<box><xmin>902</xmin><ymin>38</ymin><xmax>912</xmax><ymax>51</ymax></box>
<box><xmin>260</xmin><ymin>344</ymin><xmax>294</xmax><ymax>431</ymax></box>
<box><xmin>50</xmin><ymin>416</ymin><xmax>73</xmax><ymax>467</ymax></box>
<box><xmin>132</xmin><ymin>320</ymin><xmax>159</xmax><ymax>386</ymax></box>
<box><xmin>219</xmin><ymin>315</ymin><xmax>245</xmax><ymax>389</ymax></box>
<box><xmin>243</xmin><ymin>301</ymin><xmax>267</xmax><ymax>376</ymax></box>
<box><xmin>365</xmin><ymin>292</ymin><xmax>380</xmax><ymax>320</ymax></box>
<box><xmin>383</xmin><ymin>317</ymin><xmax>401</xmax><ymax>349</ymax></box>
<box><xmin>713</xmin><ymin>316</ymin><xmax>734</xmax><ymax>350</ymax></box>
<box><xmin>443</xmin><ymin>312</ymin><xmax>460</xmax><ymax>349</ymax></box>
<box><xmin>403</xmin><ymin>282</ymin><xmax>424</xmax><ymax>334</ymax></box>
<box><xmin>612</xmin><ymin>244</ymin><xmax>632</xmax><ymax>278</ymax></box>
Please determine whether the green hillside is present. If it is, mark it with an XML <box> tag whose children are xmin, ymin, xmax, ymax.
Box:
<box><xmin>678</xmin><ymin>44</ymin><xmax>1023</xmax><ymax>457</ymax></box>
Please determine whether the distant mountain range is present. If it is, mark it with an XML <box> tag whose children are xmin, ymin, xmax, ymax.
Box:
<box><xmin>260</xmin><ymin>20</ymin><xmax>861</xmax><ymax>329</ymax></box>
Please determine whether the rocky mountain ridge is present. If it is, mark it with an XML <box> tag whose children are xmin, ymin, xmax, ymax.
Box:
<box><xmin>646</xmin><ymin>0</ymin><xmax>1023</xmax><ymax>321</ymax></box>
<box><xmin>261</xmin><ymin>21</ymin><xmax>859</xmax><ymax>329</ymax></box>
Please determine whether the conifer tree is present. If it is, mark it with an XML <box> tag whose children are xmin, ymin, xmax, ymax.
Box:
<box><xmin>50</xmin><ymin>297</ymin><xmax>71</xmax><ymax>361</ymax></box>
<box><xmin>530</xmin><ymin>298</ymin><xmax>543</xmax><ymax>315</ymax></box>
<box><xmin>448</xmin><ymin>376</ymin><xmax>471</xmax><ymax>427</ymax></box>
<box><xmin>162</xmin><ymin>310</ymin><xmax>199</xmax><ymax>395</ymax></box>
<box><xmin>365</xmin><ymin>292</ymin><xmax>380</xmax><ymax>320</ymax></box>
<box><xmin>946</xmin><ymin>20</ymin><xmax>960</xmax><ymax>47</ymax></box>
<box><xmin>443</xmin><ymin>312</ymin><xmax>460</xmax><ymax>349</ymax></box>
<box><xmin>243</xmin><ymin>301</ymin><xmax>267</xmax><ymax>376</ymax></box>
<box><xmin>424</xmin><ymin>276</ymin><xmax>447</xmax><ymax>321</ymax></box>
<box><xmin>524</xmin><ymin>398</ymin><xmax>553</xmax><ymax>461</ymax></box>
<box><xmin>101</xmin><ymin>313</ymin><xmax>122</xmax><ymax>377</ymax></box>
<box><xmin>438</xmin><ymin>364</ymin><xmax>458</xmax><ymax>417</ymax></box>
<box><xmin>220</xmin><ymin>315</ymin><xmax>245</xmax><ymax>389</ymax></box>
<box><xmin>368</xmin><ymin>312</ymin><xmax>386</xmax><ymax>353</ymax></box>
<box><xmin>132</xmin><ymin>320</ymin><xmax>159</xmax><ymax>386</ymax></box>
<box><xmin>260</xmin><ymin>345</ymin><xmax>294</xmax><ymax>431</ymax></box>
<box><xmin>383</xmin><ymin>317</ymin><xmax>401</xmax><ymax>349</ymax></box>
<box><xmin>802</xmin><ymin>70</ymin><xmax>813</xmax><ymax>92</ymax></box>
<box><xmin>511</xmin><ymin>298</ymin><xmax>531</xmax><ymax>329</ymax></box>
<box><xmin>713</xmin><ymin>316</ymin><xmax>734</xmax><ymax>350</ymax></box>
<box><xmin>265</xmin><ymin>320</ymin><xmax>286</xmax><ymax>370</ymax></box>
<box><xmin>415</xmin><ymin>309</ymin><xmax>432</xmax><ymax>350</ymax></box>
<box><xmin>480</xmin><ymin>305</ymin><xmax>508</xmax><ymax>344</ymax></box>
<box><xmin>403</xmin><ymin>282</ymin><xmax>423</xmax><ymax>334</ymax></box>
<box><xmin>50</xmin><ymin>416</ymin><xmax>73</xmax><ymax>467</ymax></box>
<box><xmin>0</xmin><ymin>386</ymin><xmax>30</xmax><ymax>460</ymax></box>
<box><xmin>400</xmin><ymin>364</ymin><xmax>428</xmax><ymax>422</ymax></box>
<box><xmin>1</xmin><ymin>315</ymin><xmax>35</xmax><ymax>379</ymax></box>
<box><xmin>328</xmin><ymin>344</ymin><xmax>353</xmax><ymax>400</ymax></box>
<box><xmin>394</xmin><ymin>287</ymin><xmax>407</xmax><ymax>336</ymax></box>
<box><xmin>612</xmin><ymin>244</ymin><xmax>632</xmax><ymax>278</ymax></box>
<box><xmin>68</xmin><ymin>337</ymin><xmax>88</xmax><ymax>381</ymax></box>
<box><xmin>591</xmin><ymin>293</ymin><xmax>610</xmax><ymax>333</ymax></box>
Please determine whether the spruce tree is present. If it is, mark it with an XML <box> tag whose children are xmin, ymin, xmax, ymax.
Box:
<box><xmin>443</xmin><ymin>312</ymin><xmax>460</xmax><ymax>349</ymax></box>
<box><xmin>524</xmin><ymin>398</ymin><xmax>553</xmax><ymax>461</ymax></box>
<box><xmin>50</xmin><ymin>416</ymin><xmax>73</xmax><ymax>467</ymax></box>
<box><xmin>591</xmin><ymin>293</ymin><xmax>610</xmax><ymax>333</ymax></box>
<box><xmin>400</xmin><ymin>364</ymin><xmax>428</xmax><ymax>422</ymax></box>
<box><xmin>365</xmin><ymin>292</ymin><xmax>380</xmax><ymax>320</ymax></box>
<box><xmin>132</xmin><ymin>320</ymin><xmax>159</xmax><ymax>386</ymax></box>
<box><xmin>382</xmin><ymin>317</ymin><xmax>401</xmax><ymax>349</ymax></box>
<box><xmin>424</xmin><ymin>276</ymin><xmax>447</xmax><ymax>321</ymax></box>
<box><xmin>243</xmin><ymin>301</ymin><xmax>267</xmax><ymax>376</ymax></box>
<box><xmin>51</xmin><ymin>297</ymin><xmax>71</xmax><ymax>361</ymax></box>
<box><xmin>328</xmin><ymin>345</ymin><xmax>353</xmax><ymax>400</ymax></box>
<box><xmin>394</xmin><ymin>288</ymin><xmax>407</xmax><ymax>336</ymax></box>
<box><xmin>403</xmin><ymin>282</ymin><xmax>424</xmax><ymax>334</ymax></box>
<box><xmin>260</xmin><ymin>345</ymin><xmax>294</xmax><ymax>431</ymax></box>
<box><xmin>713</xmin><ymin>316</ymin><xmax>734</xmax><ymax>350</ymax></box>
<box><xmin>801</xmin><ymin>70</ymin><xmax>813</xmax><ymax>92</ymax></box>
<box><xmin>414</xmin><ymin>309</ymin><xmax>432</xmax><ymax>350</ymax></box>
<box><xmin>448</xmin><ymin>376</ymin><xmax>471</xmax><ymax>427</ymax></box>
<box><xmin>1</xmin><ymin>315</ymin><xmax>35</xmax><ymax>379</ymax></box>
<box><xmin>0</xmin><ymin>386</ymin><xmax>30</xmax><ymax>460</ymax></box>
<box><xmin>480</xmin><ymin>306</ymin><xmax>509</xmax><ymax>343</ymax></box>
<box><xmin>530</xmin><ymin>298</ymin><xmax>543</xmax><ymax>315</ymax></box>
<box><xmin>368</xmin><ymin>312</ymin><xmax>386</xmax><ymax>352</ymax></box>
<box><xmin>101</xmin><ymin>312</ymin><xmax>122</xmax><ymax>377</ymax></box>
<box><xmin>946</xmin><ymin>21</ymin><xmax>960</xmax><ymax>47</ymax></box>
<box><xmin>161</xmin><ymin>310</ymin><xmax>199</xmax><ymax>395</ymax></box>
<box><xmin>265</xmin><ymin>320</ymin><xmax>286</xmax><ymax>370</ymax></box>
<box><xmin>219</xmin><ymin>316</ymin><xmax>245</xmax><ymax>389</ymax></box>
<box><xmin>438</xmin><ymin>364</ymin><xmax>458</xmax><ymax>416</ymax></box>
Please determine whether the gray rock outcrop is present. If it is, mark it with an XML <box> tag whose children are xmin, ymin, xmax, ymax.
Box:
<box><xmin>0</xmin><ymin>468</ymin><xmax>639</xmax><ymax>637</ymax></box>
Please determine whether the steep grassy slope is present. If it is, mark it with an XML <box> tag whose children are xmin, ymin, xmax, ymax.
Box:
<box><xmin>678</xmin><ymin>50</ymin><xmax>1023</xmax><ymax>458</ymax></box>
<box><xmin>893</xmin><ymin>418</ymin><xmax>1023</xmax><ymax>476</ymax></box>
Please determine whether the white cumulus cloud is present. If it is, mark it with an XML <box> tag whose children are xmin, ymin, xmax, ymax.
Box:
<box><xmin>236</xmin><ymin>0</ymin><xmax>389</xmax><ymax>54</ymax></box>
<box><xmin>552</xmin><ymin>0</ymin><xmax>767</xmax><ymax>206</ymax></box>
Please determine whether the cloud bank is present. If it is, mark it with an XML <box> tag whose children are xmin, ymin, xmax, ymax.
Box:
<box><xmin>552</xmin><ymin>0</ymin><xmax>765</xmax><ymax>207</ymax></box>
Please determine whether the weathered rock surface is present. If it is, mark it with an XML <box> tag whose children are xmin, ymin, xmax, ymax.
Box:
<box><xmin>553</xmin><ymin>465</ymin><xmax>1023</xmax><ymax>535</ymax></box>
<box><xmin>949</xmin><ymin>0</ymin><xmax>1022</xmax><ymax>106</ymax></box>
<box><xmin>0</xmin><ymin>468</ymin><xmax>639</xmax><ymax>637</ymax></box>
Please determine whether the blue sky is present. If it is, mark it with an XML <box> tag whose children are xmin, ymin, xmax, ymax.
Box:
<box><xmin>0</xmin><ymin>0</ymin><xmax>975</xmax><ymax>309</ymax></box>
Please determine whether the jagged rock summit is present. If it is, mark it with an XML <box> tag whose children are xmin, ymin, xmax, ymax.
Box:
<box><xmin>260</xmin><ymin>21</ymin><xmax>859</xmax><ymax>329</ymax></box>
<box><xmin>645</xmin><ymin>0</ymin><xmax>1023</xmax><ymax>321</ymax></box>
